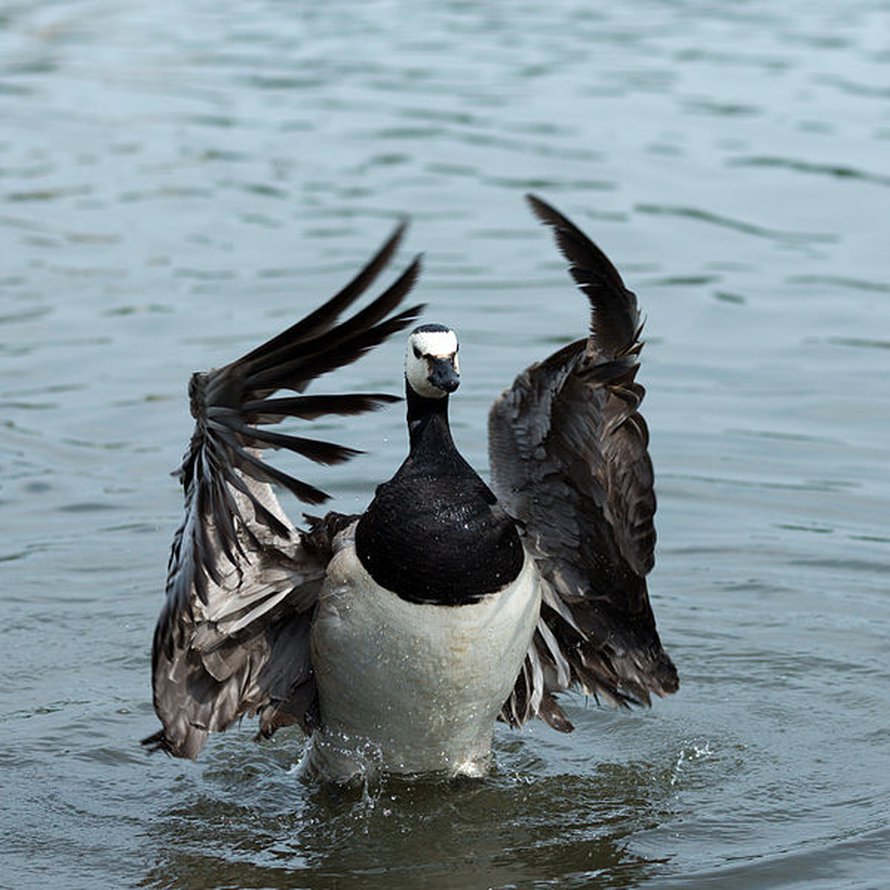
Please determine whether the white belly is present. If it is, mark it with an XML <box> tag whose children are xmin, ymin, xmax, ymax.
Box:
<box><xmin>308</xmin><ymin>522</ymin><xmax>541</xmax><ymax>781</ymax></box>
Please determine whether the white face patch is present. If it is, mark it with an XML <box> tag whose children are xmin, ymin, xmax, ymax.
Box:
<box><xmin>405</xmin><ymin>328</ymin><xmax>460</xmax><ymax>398</ymax></box>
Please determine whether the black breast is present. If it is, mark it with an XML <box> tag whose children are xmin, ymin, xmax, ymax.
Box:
<box><xmin>355</xmin><ymin>456</ymin><xmax>524</xmax><ymax>606</ymax></box>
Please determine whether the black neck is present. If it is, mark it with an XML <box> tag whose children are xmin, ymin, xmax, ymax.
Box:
<box><xmin>405</xmin><ymin>382</ymin><xmax>454</xmax><ymax>455</ymax></box>
<box><xmin>354</xmin><ymin>379</ymin><xmax>525</xmax><ymax>605</ymax></box>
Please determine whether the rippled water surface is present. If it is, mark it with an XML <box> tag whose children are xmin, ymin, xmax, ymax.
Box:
<box><xmin>3</xmin><ymin>1</ymin><xmax>890</xmax><ymax>887</ymax></box>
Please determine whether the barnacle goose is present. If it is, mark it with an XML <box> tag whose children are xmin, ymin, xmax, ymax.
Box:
<box><xmin>144</xmin><ymin>195</ymin><xmax>679</xmax><ymax>781</ymax></box>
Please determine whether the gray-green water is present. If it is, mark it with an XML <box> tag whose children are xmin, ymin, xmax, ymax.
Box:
<box><xmin>2</xmin><ymin>1</ymin><xmax>889</xmax><ymax>887</ymax></box>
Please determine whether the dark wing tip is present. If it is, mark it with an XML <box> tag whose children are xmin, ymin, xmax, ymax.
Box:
<box><xmin>141</xmin><ymin>729</ymin><xmax>173</xmax><ymax>755</ymax></box>
<box><xmin>525</xmin><ymin>193</ymin><xmax>625</xmax><ymax>287</ymax></box>
<box><xmin>388</xmin><ymin>215</ymin><xmax>410</xmax><ymax>247</ymax></box>
<box><xmin>654</xmin><ymin>651</ymin><xmax>680</xmax><ymax>696</ymax></box>
<box><xmin>526</xmin><ymin>193</ymin><xmax>641</xmax><ymax>361</ymax></box>
<box><xmin>526</xmin><ymin>193</ymin><xmax>597</xmax><ymax>255</ymax></box>
<box><xmin>525</xmin><ymin>192</ymin><xmax>562</xmax><ymax>226</ymax></box>
<box><xmin>239</xmin><ymin>217</ymin><xmax>413</xmax><ymax>368</ymax></box>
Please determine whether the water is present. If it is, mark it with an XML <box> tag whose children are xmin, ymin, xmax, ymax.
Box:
<box><xmin>2</xmin><ymin>0</ymin><xmax>889</xmax><ymax>887</ymax></box>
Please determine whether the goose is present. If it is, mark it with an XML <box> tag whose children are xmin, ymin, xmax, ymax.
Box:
<box><xmin>143</xmin><ymin>195</ymin><xmax>679</xmax><ymax>781</ymax></box>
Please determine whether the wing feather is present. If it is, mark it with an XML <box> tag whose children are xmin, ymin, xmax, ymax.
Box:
<box><xmin>492</xmin><ymin>195</ymin><xmax>677</xmax><ymax>731</ymax></box>
<box><xmin>144</xmin><ymin>223</ymin><xmax>423</xmax><ymax>758</ymax></box>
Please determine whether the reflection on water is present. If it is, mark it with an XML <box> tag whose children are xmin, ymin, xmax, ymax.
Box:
<box><xmin>142</xmin><ymin>737</ymin><xmax>678</xmax><ymax>890</ymax></box>
<box><xmin>2</xmin><ymin>0</ymin><xmax>890</xmax><ymax>887</ymax></box>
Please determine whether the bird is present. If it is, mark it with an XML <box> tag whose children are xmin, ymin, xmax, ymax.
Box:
<box><xmin>143</xmin><ymin>194</ymin><xmax>679</xmax><ymax>781</ymax></box>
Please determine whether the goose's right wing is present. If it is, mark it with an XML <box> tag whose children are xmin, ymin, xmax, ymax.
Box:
<box><xmin>490</xmin><ymin>196</ymin><xmax>678</xmax><ymax>732</ymax></box>
<box><xmin>145</xmin><ymin>224</ymin><xmax>423</xmax><ymax>758</ymax></box>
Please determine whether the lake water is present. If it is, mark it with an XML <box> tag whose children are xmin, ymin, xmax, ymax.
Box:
<box><xmin>2</xmin><ymin>0</ymin><xmax>889</xmax><ymax>887</ymax></box>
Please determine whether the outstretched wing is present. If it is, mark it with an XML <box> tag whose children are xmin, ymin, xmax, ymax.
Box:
<box><xmin>145</xmin><ymin>224</ymin><xmax>423</xmax><ymax>758</ymax></box>
<box><xmin>490</xmin><ymin>195</ymin><xmax>677</xmax><ymax>732</ymax></box>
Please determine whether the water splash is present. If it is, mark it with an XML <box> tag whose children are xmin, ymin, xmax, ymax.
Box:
<box><xmin>670</xmin><ymin>740</ymin><xmax>714</xmax><ymax>787</ymax></box>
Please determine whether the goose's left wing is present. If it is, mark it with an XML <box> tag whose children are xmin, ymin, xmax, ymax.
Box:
<box><xmin>489</xmin><ymin>195</ymin><xmax>678</xmax><ymax>732</ymax></box>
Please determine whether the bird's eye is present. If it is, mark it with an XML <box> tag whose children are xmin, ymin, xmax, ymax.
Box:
<box><xmin>413</xmin><ymin>346</ymin><xmax>422</xmax><ymax>359</ymax></box>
